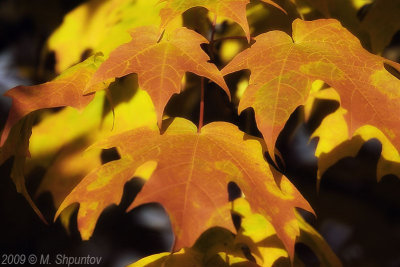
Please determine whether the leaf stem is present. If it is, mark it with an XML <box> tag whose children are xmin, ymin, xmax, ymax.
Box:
<box><xmin>198</xmin><ymin>77</ymin><xmax>205</xmax><ymax>133</ymax></box>
<box><xmin>199</xmin><ymin>14</ymin><xmax>217</xmax><ymax>133</ymax></box>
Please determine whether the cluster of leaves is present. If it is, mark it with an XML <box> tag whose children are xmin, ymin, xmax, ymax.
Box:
<box><xmin>1</xmin><ymin>0</ymin><xmax>400</xmax><ymax>266</ymax></box>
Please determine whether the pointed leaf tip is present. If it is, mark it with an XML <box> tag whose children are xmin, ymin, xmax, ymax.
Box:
<box><xmin>60</xmin><ymin>118</ymin><xmax>313</xmax><ymax>256</ymax></box>
<box><xmin>0</xmin><ymin>55</ymin><xmax>105</xmax><ymax>146</ymax></box>
<box><xmin>222</xmin><ymin>18</ymin><xmax>400</xmax><ymax>163</ymax></box>
<box><xmin>91</xmin><ymin>26</ymin><xmax>230</xmax><ymax>128</ymax></box>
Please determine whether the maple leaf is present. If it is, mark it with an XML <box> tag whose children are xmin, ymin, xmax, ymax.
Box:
<box><xmin>290</xmin><ymin>0</ymin><xmax>369</xmax><ymax>42</ymax></box>
<box><xmin>232</xmin><ymin>197</ymin><xmax>289</xmax><ymax>266</ymax></box>
<box><xmin>222</xmin><ymin>18</ymin><xmax>400</xmax><ymax>160</ymax></box>
<box><xmin>0</xmin><ymin>54</ymin><xmax>109</xmax><ymax>222</ymax></box>
<box><xmin>129</xmin><ymin>228</ymin><xmax>256</xmax><ymax>266</ymax></box>
<box><xmin>292</xmin><ymin>0</ymin><xmax>399</xmax><ymax>53</ymax></box>
<box><xmin>158</xmin><ymin>0</ymin><xmax>286</xmax><ymax>41</ymax></box>
<box><xmin>90</xmin><ymin>26</ymin><xmax>230</xmax><ymax>127</ymax></box>
<box><xmin>0</xmin><ymin>54</ymin><xmax>106</xmax><ymax>146</ymax></box>
<box><xmin>27</xmin><ymin>82</ymin><xmax>157</xmax><ymax>207</ymax></box>
<box><xmin>56</xmin><ymin>118</ymin><xmax>312</xmax><ymax>258</ymax></box>
<box><xmin>307</xmin><ymin>87</ymin><xmax>400</xmax><ymax>184</ymax></box>
<box><xmin>47</xmin><ymin>0</ymin><xmax>166</xmax><ymax>72</ymax></box>
<box><xmin>128</xmin><ymin>197</ymin><xmax>338</xmax><ymax>266</ymax></box>
<box><xmin>128</xmin><ymin>200</ymin><xmax>283</xmax><ymax>267</ymax></box>
<box><xmin>233</xmin><ymin>198</ymin><xmax>341</xmax><ymax>266</ymax></box>
<box><xmin>129</xmin><ymin>248</ymin><xmax>205</xmax><ymax>267</ymax></box>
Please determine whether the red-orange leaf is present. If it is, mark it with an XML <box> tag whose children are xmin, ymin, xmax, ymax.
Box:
<box><xmin>0</xmin><ymin>55</ymin><xmax>105</xmax><ymax>146</ymax></box>
<box><xmin>222</xmin><ymin>19</ymin><xmax>400</xmax><ymax>160</ymax></box>
<box><xmin>159</xmin><ymin>0</ymin><xmax>286</xmax><ymax>41</ymax></box>
<box><xmin>90</xmin><ymin>26</ymin><xmax>230</xmax><ymax>127</ymax></box>
<box><xmin>56</xmin><ymin>118</ymin><xmax>312</xmax><ymax>259</ymax></box>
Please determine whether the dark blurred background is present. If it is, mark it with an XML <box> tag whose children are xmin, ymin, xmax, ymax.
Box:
<box><xmin>0</xmin><ymin>0</ymin><xmax>400</xmax><ymax>266</ymax></box>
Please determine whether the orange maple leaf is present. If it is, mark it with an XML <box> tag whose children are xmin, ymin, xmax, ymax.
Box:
<box><xmin>0</xmin><ymin>55</ymin><xmax>105</xmax><ymax>146</ymax></box>
<box><xmin>222</xmin><ymin>19</ymin><xmax>400</xmax><ymax>160</ymax></box>
<box><xmin>56</xmin><ymin>118</ymin><xmax>312</xmax><ymax>259</ymax></box>
<box><xmin>159</xmin><ymin>0</ymin><xmax>286</xmax><ymax>41</ymax></box>
<box><xmin>90</xmin><ymin>26</ymin><xmax>231</xmax><ymax>127</ymax></box>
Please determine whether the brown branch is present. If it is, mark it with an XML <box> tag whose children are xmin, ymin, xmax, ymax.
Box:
<box><xmin>198</xmin><ymin>77</ymin><xmax>205</xmax><ymax>133</ymax></box>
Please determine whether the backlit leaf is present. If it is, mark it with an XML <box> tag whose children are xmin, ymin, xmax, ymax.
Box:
<box><xmin>292</xmin><ymin>0</ymin><xmax>399</xmax><ymax>53</ymax></box>
<box><xmin>128</xmin><ymin>248</ymin><xmax>203</xmax><ymax>267</ymax></box>
<box><xmin>233</xmin><ymin>198</ymin><xmax>341</xmax><ymax>266</ymax></box>
<box><xmin>222</xmin><ymin>19</ymin><xmax>400</xmax><ymax>160</ymax></box>
<box><xmin>56</xmin><ymin>118</ymin><xmax>312</xmax><ymax>258</ymax></box>
<box><xmin>0</xmin><ymin>54</ymin><xmax>105</xmax><ymax>146</ymax></box>
<box><xmin>159</xmin><ymin>0</ymin><xmax>286</xmax><ymax>41</ymax></box>
<box><xmin>308</xmin><ymin>88</ymin><xmax>400</xmax><ymax>183</ymax></box>
<box><xmin>232</xmin><ymin>198</ymin><xmax>289</xmax><ymax>266</ymax></box>
<box><xmin>90</xmin><ymin>26</ymin><xmax>230</xmax><ymax>127</ymax></box>
<box><xmin>290</xmin><ymin>0</ymin><xmax>370</xmax><ymax>49</ymax></box>
<box><xmin>47</xmin><ymin>0</ymin><xmax>165</xmax><ymax>72</ymax></box>
<box><xmin>28</xmin><ymin>81</ymin><xmax>157</xmax><ymax>207</ymax></box>
<box><xmin>130</xmin><ymin>195</ymin><xmax>337</xmax><ymax>266</ymax></box>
